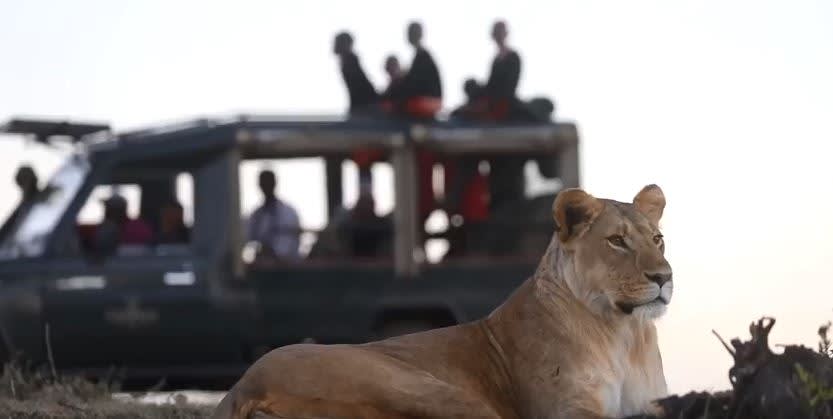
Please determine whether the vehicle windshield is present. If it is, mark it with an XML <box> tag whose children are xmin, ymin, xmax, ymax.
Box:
<box><xmin>0</xmin><ymin>154</ymin><xmax>89</xmax><ymax>260</ymax></box>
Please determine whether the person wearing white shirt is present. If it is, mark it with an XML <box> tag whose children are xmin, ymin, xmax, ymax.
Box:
<box><xmin>246</xmin><ymin>170</ymin><xmax>300</xmax><ymax>261</ymax></box>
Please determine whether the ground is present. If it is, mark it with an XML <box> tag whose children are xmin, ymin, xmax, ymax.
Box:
<box><xmin>2</xmin><ymin>316</ymin><xmax>831</xmax><ymax>418</ymax></box>
<box><xmin>0</xmin><ymin>363</ymin><xmax>216</xmax><ymax>419</ymax></box>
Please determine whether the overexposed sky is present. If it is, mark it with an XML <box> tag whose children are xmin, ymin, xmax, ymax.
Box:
<box><xmin>1</xmin><ymin>0</ymin><xmax>833</xmax><ymax>394</ymax></box>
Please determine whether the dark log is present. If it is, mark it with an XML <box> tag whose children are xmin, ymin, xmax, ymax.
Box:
<box><xmin>624</xmin><ymin>316</ymin><xmax>833</xmax><ymax>419</ymax></box>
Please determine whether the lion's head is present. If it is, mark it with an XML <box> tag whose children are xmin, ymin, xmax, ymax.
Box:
<box><xmin>552</xmin><ymin>184</ymin><xmax>672</xmax><ymax>319</ymax></box>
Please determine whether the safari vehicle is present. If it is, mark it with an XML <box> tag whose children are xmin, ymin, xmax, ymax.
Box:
<box><xmin>0</xmin><ymin>115</ymin><xmax>580</xmax><ymax>386</ymax></box>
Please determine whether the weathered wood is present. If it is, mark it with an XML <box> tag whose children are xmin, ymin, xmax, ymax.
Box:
<box><xmin>626</xmin><ymin>316</ymin><xmax>833</xmax><ymax>419</ymax></box>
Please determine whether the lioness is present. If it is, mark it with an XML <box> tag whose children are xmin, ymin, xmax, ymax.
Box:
<box><xmin>214</xmin><ymin>185</ymin><xmax>672</xmax><ymax>419</ymax></box>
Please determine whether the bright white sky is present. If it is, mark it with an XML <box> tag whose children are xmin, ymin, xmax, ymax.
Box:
<box><xmin>1</xmin><ymin>0</ymin><xmax>833</xmax><ymax>394</ymax></box>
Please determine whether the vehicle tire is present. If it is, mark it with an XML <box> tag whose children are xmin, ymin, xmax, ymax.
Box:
<box><xmin>375</xmin><ymin>320</ymin><xmax>436</xmax><ymax>340</ymax></box>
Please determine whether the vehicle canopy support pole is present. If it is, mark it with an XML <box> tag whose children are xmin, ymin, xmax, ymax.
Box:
<box><xmin>392</xmin><ymin>135</ymin><xmax>418</xmax><ymax>278</ymax></box>
<box><xmin>557</xmin><ymin>127</ymin><xmax>581</xmax><ymax>189</ymax></box>
<box><xmin>325</xmin><ymin>157</ymin><xmax>343</xmax><ymax>219</ymax></box>
<box><xmin>194</xmin><ymin>149</ymin><xmax>243</xmax><ymax>280</ymax></box>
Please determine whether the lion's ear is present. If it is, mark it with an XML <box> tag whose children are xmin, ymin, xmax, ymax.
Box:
<box><xmin>633</xmin><ymin>184</ymin><xmax>666</xmax><ymax>225</ymax></box>
<box><xmin>553</xmin><ymin>188</ymin><xmax>604</xmax><ymax>243</ymax></box>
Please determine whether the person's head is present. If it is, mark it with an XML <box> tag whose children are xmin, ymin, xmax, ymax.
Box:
<box><xmin>103</xmin><ymin>194</ymin><xmax>128</xmax><ymax>223</ymax></box>
<box><xmin>491</xmin><ymin>20</ymin><xmax>508</xmax><ymax>47</ymax></box>
<box><xmin>333</xmin><ymin>31</ymin><xmax>354</xmax><ymax>56</ymax></box>
<box><xmin>354</xmin><ymin>189</ymin><xmax>376</xmax><ymax>220</ymax></box>
<box><xmin>14</xmin><ymin>165</ymin><xmax>38</xmax><ymax>197</ymax></box>
<box><xmin>258</xmin><ymin>169</ymin><xmax>277</xmax><ymax>198</ymax></box>
<box><xmin>160</xmin><ymin>200</ymin><xmax>185</xmax><ymax>233</ymax></box>
<box><xmin>463</xmin><ymin>78</ymin><xmax>481</xmax><ymax>100</ymax></box>
<box><xmin>384</xmin><ymin>55</ymin><xmax>402</xmax><ymax>79</ymax></box>
<box><xmin>406</xmin><ymin>21</ymin><xmax>423</xmax><ymax>48</ymax></box>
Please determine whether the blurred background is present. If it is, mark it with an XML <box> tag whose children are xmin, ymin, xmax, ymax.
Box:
<box><xmin>1</xmin><ymin>0</ymin><xmax>832</xmax><ymax>395</ymax></box>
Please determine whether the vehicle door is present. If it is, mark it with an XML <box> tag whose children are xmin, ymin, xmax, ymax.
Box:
<box><xmin>39</xmin><ymin>155</ymin><xmax>245</xmax><ymax>371</ymax></box>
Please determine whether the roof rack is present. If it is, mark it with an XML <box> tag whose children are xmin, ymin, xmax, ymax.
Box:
<box><xmin>0</xmin><ymin>118</ymin><xmax>111</xmax><ymax>144</ymax></box>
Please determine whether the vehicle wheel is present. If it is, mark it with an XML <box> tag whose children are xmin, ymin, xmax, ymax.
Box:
<box><xmin>375</xmin><ymin>320</ymin><xmax>435</xmax><ymax>340</ymax></box>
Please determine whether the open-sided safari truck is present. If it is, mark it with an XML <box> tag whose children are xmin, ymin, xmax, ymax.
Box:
<box><xmin>0</xmin><ymin>115</ymin><xmax>580</xmax><ymax>386</ymax></box>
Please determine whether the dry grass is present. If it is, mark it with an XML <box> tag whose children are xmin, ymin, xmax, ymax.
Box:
<box><xmin>0</xmin><ymin>361</ymin><xmax>213</xmax><ymax>419</ymax></box>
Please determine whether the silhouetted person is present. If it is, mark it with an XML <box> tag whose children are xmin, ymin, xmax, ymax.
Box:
<box><xmin>0</xmin><ymin>165</ymin><xmax>42</xmax><ymax>238</ymax></box>
<box><xmin>246</xmin><ymin>170</ymin><xmax>300</xmax><ymax>261</ymax></box>
<box><xmin>333</xmin><ymin>31</ymin><xmax>379</xmax><ymax>116</ymax></box>
<box><xmin>381</xmin><ymin>55</ymin><xmax>405</xmax><ymax>101</ymax></box>
<box><xmin>14</xmin><ymin>165</ymin><xmax>39</xmax><ymax>202</ymax></box>
<box><xmin>156</xmin><ymin>199</ymin><xmax>190</xmax><ymax>244</ymax></box>
<box><xmin>392</xmin><ymin>22</ymin><xmax>442</xmax><ymax>119</ymax></box>
<box><xmin>450</xmin><ymin>78</ymin><xmax>487</xmax><ymax>120</ymax></box>
<box><xmin>484</xmin><ymin>20</ymin><xmax>521</xmax><ymax>101</ymax></box>
<box><xmin>95</xmin><ymin>194</ymin><xmax>153</xmax><ymax>255</ymax></box>
<box><xmin>345</xmin><ymin>187</ymin><xmax>390</xmax><ymax>258</ymax></box>
<box><xmin>450</xmin><ymin>21</ymin><xmax>524</xmax><ymax>122</ymax></box>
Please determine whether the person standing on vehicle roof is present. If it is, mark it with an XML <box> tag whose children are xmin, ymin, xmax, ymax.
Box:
<box><xmin>246</xmin><ymin>169</ymin><xmax>301</xmax><ymax>262</ymax></box>
<box><xmin>485</xmin><ymin>21</ymin><xmax>521</xmax><ymax>106</ymax></box>
<box><xmin>94</xmin><ymin>194</ymin><xmax>154</xmax><ymax>256</ymax></box>
<box><xmin>388</xmin><ymin>21</ymin><xmax>442</xmax><ymax>120</ymax></box>
<box><xmin>460</xmin><ymin>20</ymin><xmax>522</xmax><ymax>121</ymax></box>
<box><xmin>333</xmin><ymin>31</ymin><xmax>380</xmax><ymax>117</ymax></box>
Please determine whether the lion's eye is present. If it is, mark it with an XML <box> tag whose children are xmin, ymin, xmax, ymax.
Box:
<box><xmin>607</xmin><ymin>235</ymin><xmax>628</xmax><ymax>249</ymax></box>
<box><xmin>653</xmin><ymin>234</ymin><xmax>664</xmax><ymax>245</ymax></box>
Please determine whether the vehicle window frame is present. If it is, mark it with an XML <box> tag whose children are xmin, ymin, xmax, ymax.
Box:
<box><xmin>48</xmin><ymin>165</ymin><xmax>196</xmax><ymax>263</ymax></box>
<box><xmin>237</xmin><ymin>154</ymin><xmax>397</xmax><ymax>270</ymax></box>
<box><xmin>0</xmin><ymin>154</ymin><xmax>91</xmax><ymax>260</ymax></box>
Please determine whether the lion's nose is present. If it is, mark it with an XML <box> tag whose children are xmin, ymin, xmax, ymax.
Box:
<box><xmin>644</xmin><ymin>272</ymin><xmax>672</xmax><ymax>287</ymax></box>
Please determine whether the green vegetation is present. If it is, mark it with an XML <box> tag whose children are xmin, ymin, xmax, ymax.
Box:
<box><xmin>796</xmin><ymin>320</ymin><xmax>833</xmax><ymax>410</ymax></box>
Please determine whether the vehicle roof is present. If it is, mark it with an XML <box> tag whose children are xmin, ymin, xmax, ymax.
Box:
<box><xmin>65</xmin><ymin>114</ymin><xmax>579</xmax><ymax>160</ymax></box>
<box><xmin>1</xmin><ymin>118</ymin><xmax>111</xmax><ymax>144</ymax></box>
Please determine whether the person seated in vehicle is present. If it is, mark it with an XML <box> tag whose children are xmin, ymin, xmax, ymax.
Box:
<box><xmin>386</xmin><ymin>22</ymin><xmax>443</xmax><ymax>120</ymax></box>
<box><xmin>449</xmin><ymin>78</ymin><xmax>488</xmax><ymax>121</ymax></box>
<box><xmin>156</xmin><ymin>198</ymin><xmax>190</xmax><ymax>244</ymax></box>
<box><xmin>14</xmin><ymin>165</ymin><xmax>40</xmax><ymax>203</ymax></box>
<box><xmin>94</xmin><ymin>194</ymin><xmax>154</xmax><ymax>255</ymax></box>
<box><xmin>0</xmin><ymin>165</ymin><xmax>41</xmax><ymax>236</ymax></box>
<box><xmin>380</xmin><ymin>54</ymin><xmax>405</xmax><ymax>112</ymax></box>
<box><xmin>442</xmin><ymin>159</ymin><xmax>491</xmax><ymax>258</ymax></box>
<box><xmin>307</xmin><ymin>185</ymin><xmax>391</xmax><ymax>261</ymax></box>
<box><xmin>342</xmin><ymin>185</ymin><xmax>391</xmax><ymax>259</ymax></box>
<box><xmin>246</xmin><ymin>169</ymin><xmax>301</xmax><ymax>263</ymax></box>
<box><xmin>333</xmin><ymin>31</ymin><xmax>380</xmax><ymax>118</ymax></box>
